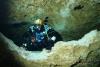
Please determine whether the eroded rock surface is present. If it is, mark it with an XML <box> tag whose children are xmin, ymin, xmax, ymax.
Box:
<box><xmin>0</xmin><ymin>30</ymin><xmax>100</xmax><ymax>67</ymax></box>
<box><xmin>0</xmin><ymin>0</ymin><xmax>100</xmax><ymax>67</ymax></box>
<box><xmin>5</xmin><ymin>0</ymin><xmax>100</xmax><ymax>41</ymax></box>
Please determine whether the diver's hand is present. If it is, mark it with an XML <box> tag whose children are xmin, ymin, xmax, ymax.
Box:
<box><xmin>51</xmin><ymin>36</ymin><xmax>56</xmax><ymax>41</ymax></box>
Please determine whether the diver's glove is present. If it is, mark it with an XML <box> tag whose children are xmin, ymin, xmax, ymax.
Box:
<box><xmin>51</xmin><ymin>36</ymin><xmax>56</xmax><ymax>41</ymax></box>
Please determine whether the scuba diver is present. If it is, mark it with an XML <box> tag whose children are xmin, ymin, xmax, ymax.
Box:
<box><xmin>22</xmin><ymin>17</ymin><xmax>62</xmax><ymax>51</ymax></box>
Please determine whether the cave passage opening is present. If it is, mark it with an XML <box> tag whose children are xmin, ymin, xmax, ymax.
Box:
<box><xmin>16</xmin><ymin>17</ymin><xmax>63</xmax><ymax>51</ymax></box>
<box><xmin>19</xmin><ymin>25</ymin><xmax>63</xmax><ymax>51</ymax></box>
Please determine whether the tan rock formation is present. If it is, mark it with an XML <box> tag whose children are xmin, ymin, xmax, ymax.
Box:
<box><xmin>7</xmin><ymin>0</ymin><xmax>100</xmax><ymax>40</ymax></box>
<box><xmin>0</xmin><ymin>30</ymin><xmax>100</xmax><ymax>67</ymax></box>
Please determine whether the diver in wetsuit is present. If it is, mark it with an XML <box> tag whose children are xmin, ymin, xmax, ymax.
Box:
<box><xmin>22</xmin><ymin>17</ymin><xmax>62</xmax><ymax>51</ymax></box>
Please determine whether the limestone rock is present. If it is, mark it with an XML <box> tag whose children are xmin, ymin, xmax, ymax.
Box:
<box><xmin>6</xmin><ymin>0</ymin><xmax>100</xmax><ymax>41</ymax></box>
<box><xmin>0</xmin><ymin>30</ymin><xmax>100</xmax><ymax>67</ymax></box>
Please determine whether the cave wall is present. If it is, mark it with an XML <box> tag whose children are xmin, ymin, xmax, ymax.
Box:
<box><xmin>6</xmin><ymin>0</ymin><xmax>100</xmax><ymax>41</ymax></box>
<box><xmin>0</xmin><ymin>29</ymin><xmax>100</xmax><ymax>67</ymax></box>
<box><xmin>0</xmin><ymin>0</ymin><xmax>100</xmax><ymax>67</ymax></box>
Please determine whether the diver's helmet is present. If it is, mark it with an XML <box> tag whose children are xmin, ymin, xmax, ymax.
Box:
<box><xmin>34</xmin><ymin>19</ymin><xmax>44</xmax><ymax>30</ymax></box>
<box><xmin>34</xmin><ymin>19</ymin><xmax>44</xmax><ymax>25</ymax></box>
